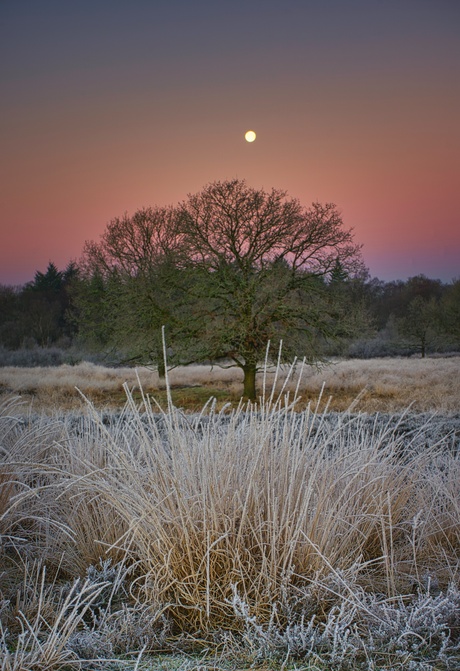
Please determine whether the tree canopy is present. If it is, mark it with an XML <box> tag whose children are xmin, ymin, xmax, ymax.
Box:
<box><xmin>76</xmin><ymin>179</ymin><xmax>367</xmax><ymax>399</ymax></box>
<box><xmin>174</xmin><ymin>179</ymin><xmax>365</xmax><ymax>397</ymax></box>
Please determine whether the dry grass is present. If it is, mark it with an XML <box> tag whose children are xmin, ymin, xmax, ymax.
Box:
<box><xmin>0</xmin><ymin>561</ymin><xmax>113</xmax><ymax>671</ymax></box>
<box><xmin>1</xmin><ymin>358</ymin><xmax>460</xmax><ymax>668</ymax></box>
<box><xmin>0</xmin><ymin>355</ymin><xmax>459</xmax><ymax>414</ymax></box>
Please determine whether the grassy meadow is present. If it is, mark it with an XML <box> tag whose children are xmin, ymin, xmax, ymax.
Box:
<box><xmin>1</xmin><ymin>355</ymin><xmax>459</xmax><ymax>414</ymax></box>
<box><xmin>1</xmin><ymin>356</ymin><xmax>460</xmax><ymax>670</ymax></box>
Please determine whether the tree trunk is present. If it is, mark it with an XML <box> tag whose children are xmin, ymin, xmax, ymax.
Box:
<box><xmin>157</xmin><ymin>358</ymin><xmax>166</xmax><ymax>379</ymax></box>
<box><xmin>243</xmin><ymin>364</ymin><xmax>257</xmax><ymax>401</ymax></box>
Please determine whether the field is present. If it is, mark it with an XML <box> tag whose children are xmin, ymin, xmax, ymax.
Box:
<box><xmin>1</xmin><ymin>355</ymin><xmax>459</xmax><ymax>414</ymax></box>
<box><xmin>1</xmin><ymin>357</ymin><xmax>460</xmax><ymax>670</ymax></box>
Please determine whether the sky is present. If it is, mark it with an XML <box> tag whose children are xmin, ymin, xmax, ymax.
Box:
<box><xmin>1</xmin><ymin>0</ymin><xmax>459</xmax><ymax>286</ymax></box>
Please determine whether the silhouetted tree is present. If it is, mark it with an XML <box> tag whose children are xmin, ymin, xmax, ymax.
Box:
<box><xmin>397</xmin><ymin>295</ymin><xmax>441</xmax><ymax>357</ymax></box>
<box><xmin>18</xmin><ymin>261</ymin><xmax>80</xmax><ymax>346</ymax></box>
<box><xmin>76</xmin><ymin>181</ymin><xmax>366</xmax><ymax>397</ymax></box>
<box><xmin>76</xmin><ymin>207</ymin><xmax>187</xmax><ymax>373</ymax></box>
<box><xmin>439</xmin><ymin>278</ymin><xmax>460</xmax><ymax>348</ymax></box>
<box><xmin>31</xmin><ymin>262</ymin><xmax>63</xmax><ymax>293</ymax></box>
<box><xmin>326</xmin><ymin>265</ymin><xmax>376</xmax><ymax>355</ymax></box>
<box><xmin>177</xmin><ymin>179</ymin><xmax>366</xmax><ymax>399</ymax></box>
<box><xmin>0</xmin><ymin>284</ymin><xmax>23</xmax><ymax>348</ymax></box>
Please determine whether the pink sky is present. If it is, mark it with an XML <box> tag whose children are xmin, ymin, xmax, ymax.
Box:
<box><xmin>1</xmin><ymin>1</ymin><xmax>459</xmax><ymax>285</ymax></box>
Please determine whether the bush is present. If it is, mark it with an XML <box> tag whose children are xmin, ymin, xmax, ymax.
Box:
<box><xmin>0</xmin><ymin>345</ymin><xmax>108</xmax><ymax>367</ymax></box>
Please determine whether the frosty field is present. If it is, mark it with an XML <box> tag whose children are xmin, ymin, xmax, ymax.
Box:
<box><xmin>0</xmin><ymin>355</ymin><xmax>459</xmax><ymax>414</ymax></box>
<box><xmin>1</xmin><ymin>357</ymin><xmax>460</xmax><ymax>670</ymax></box>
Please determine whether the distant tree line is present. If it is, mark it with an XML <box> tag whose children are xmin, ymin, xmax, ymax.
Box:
<box><xmin>2</xmin><ymin>262</ymin><xmax>457</xmax><ymax>363</ymax></box>
<box><xmin>0</xmin><ymin>261</ymin><xmax>79</xmax><ymax>350</ymax></box>
<box><xmin>1</xmin><ymin>180</ymin><xmax>459</xmax><ymax>395</ymax></box>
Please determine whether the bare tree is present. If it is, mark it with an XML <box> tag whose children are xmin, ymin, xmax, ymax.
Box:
<box><xmin>81</xmin><ymin>206</ymin><xmax>180</xmax><ymax>276</ymax></box>
<box><xmin>177</xmin><ymin>179</ymin><xmax>365</xmax><ymax>399</ymax></box>
<box><xmin>76</xmin><ymin>181</ymin><xmax>366</xmax><ymax>398</ymax></box>
<box><xmin>397</xmin><ymin>295</ymin><xmax>441</xmax><ymax>358</ymax></box>
<box><xmin>77</xmin><ymin>206</ymin><xmax>185</xmax><ymax>374</ymax></box>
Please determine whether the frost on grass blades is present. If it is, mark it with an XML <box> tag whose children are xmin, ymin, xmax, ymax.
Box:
<box><xmin>1</xmin><ymin>349</ymin><xmax>460</xmax><ymax>670</ymax></box>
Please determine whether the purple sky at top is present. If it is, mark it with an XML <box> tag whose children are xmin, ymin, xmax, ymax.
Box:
<box><xmin>1</xmin><ymin>0</ymin><xmax>459</xmax><ymax>286</ymax></box>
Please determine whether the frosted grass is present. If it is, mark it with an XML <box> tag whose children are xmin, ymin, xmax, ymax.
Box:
<box><xmin>1</xmin><ymin>355</ymin><xmax>459</xmax><ymax>413</ymax></box>
<box><xmin>1</xmin><ymin>363</ymin><xmax>460</xmax><ymax>668</ymax></box>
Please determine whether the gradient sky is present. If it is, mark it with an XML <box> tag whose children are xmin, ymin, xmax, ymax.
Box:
<box><xmin>1</xmin><ymin>0</ymin><xmax>459</xmax><ymax>286</ymax></box>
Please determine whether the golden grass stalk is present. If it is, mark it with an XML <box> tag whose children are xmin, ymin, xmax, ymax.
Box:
<box><xmin>0</xmin><ymin>563</ymin><xmax>110</xmax><ymax>671</ymax></box>
<box><xmin>50</xmin><ymin>378</ymin><xmax>457</xmax><ymax>632</ymax></box>
<box><xmin>1</xmin><ymin>363</ymin><xmax>459</xmax><ymax>638</ymax></box>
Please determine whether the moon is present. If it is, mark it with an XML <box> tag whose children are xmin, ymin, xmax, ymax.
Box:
<box><xmin>245</xmin><ymin>130</ymin><xmax>256</xmax><ymax>143</ymax></box>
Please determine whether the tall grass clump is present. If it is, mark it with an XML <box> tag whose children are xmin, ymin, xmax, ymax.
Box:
<box><xmin>78</xmin><ymin>383</ymin><xmax>458</xmax><ymax>626</ymax></box>
<box><xmin>1</xmin><ymin>354</ymin><xmax>460</xmax><ymax>668</ymax></box>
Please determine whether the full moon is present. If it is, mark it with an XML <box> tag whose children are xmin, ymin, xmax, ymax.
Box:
<box><xmin>245</xmin><ymin>130</ymin><xmax>256</xmax><ymax>142</ymax></box>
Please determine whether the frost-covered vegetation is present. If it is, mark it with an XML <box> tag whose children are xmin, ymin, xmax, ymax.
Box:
<box><xmin>1</xmin><ymin>355</ymin><xmax>459</xmax><ymax>414</ymax></box>
<box><xmin>1</xmin><ymin>363</ymin><xmax>460</xmax><ymax>670</ymax></box>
